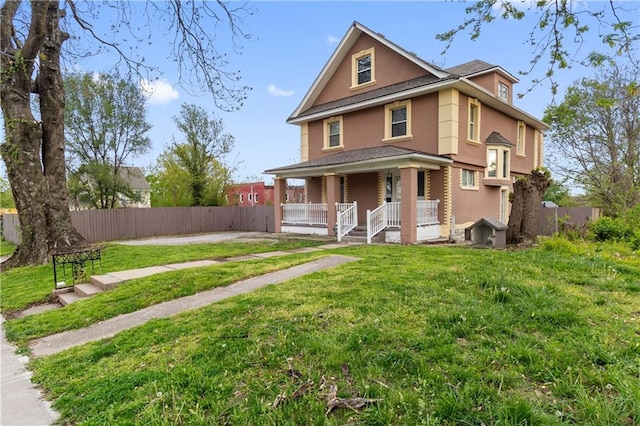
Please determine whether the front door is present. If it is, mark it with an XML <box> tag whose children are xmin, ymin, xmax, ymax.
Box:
<box><xmin>385</xmin><ymin>173</ymin><xmax>401</xmax><ymax>202</ymax></box>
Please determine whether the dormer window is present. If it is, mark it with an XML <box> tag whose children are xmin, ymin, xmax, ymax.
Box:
<box><xmin>498</xmin><ymin>82</ymin><xmax>509</xmax><ymax>101</ymax></box>
<box><xmin>351</xmin><ymin>48</ymin><xmax>376</xmax><ymax>89</ymax></box>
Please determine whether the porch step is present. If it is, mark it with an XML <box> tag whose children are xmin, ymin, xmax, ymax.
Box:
<box><xmin>342</xmin><ymin>228</ymin><xmax>384</xmax><ymax>243</ymax></box>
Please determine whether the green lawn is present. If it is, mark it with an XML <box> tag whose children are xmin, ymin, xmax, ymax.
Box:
<box><xmin>0</xmin><ymin>237</ymin><xmax>325</xmax><ymax>314</ymax></box>
<box><xmin>11</xmin><ymin>240</ymin><xmax>638</xmax><ymax>425</ymax></box>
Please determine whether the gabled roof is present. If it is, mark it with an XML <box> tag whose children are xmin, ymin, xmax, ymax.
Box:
<box><xmin>265</xmin><ymin>145</ymin><xmax>452</xmax><ymax>178</ymax></box>
<box><xmin>289</xmin><ymin>21</ymin><xmax>449</xmax><ymax>122</ymax></box>
<box><xmin>446</xmin><ymin>59</ymin><xmax>519</xmax><ymax>83</ymax></box>
<box><xmin>118</xmin><ymin>167</ymin><xmax>150</xmax><ymax>191</ymax></box>
<box><xmin>286</xmin><ymin>23</ymin><xmax>549</xmax><ymax>131</ymax></box>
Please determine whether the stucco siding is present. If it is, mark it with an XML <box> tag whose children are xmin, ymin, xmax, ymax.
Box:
<box><xmin>346</xmin><ymin>172</ymin><xmax>381</xmax><ymax>224</ymax></box>
<box><xmin>314</xmin><ymin>33</ymin><xmax>430</xmax><ymax>106</ymax></box>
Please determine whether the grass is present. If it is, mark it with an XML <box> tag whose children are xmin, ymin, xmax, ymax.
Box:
<box><xmin>8</xmin><ymin>240</ymin><xmax>637</xmax><ymax>425</ymax></box>
<box><xmin>0</xmin><ymin>237</ymin><xmax>325</xmax><ymax>314</ymax></box>
<box><xmin>0</xmin><ymin>238</ymin><xmax>16</xmax><ymax>257</ymax></box>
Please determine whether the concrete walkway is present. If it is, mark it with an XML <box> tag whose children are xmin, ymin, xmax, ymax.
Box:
<box><xmin>1</xmin><ymin>316</ymin><xmax>60</xmax><ymax>425</ymax></box>
<box><xmin>30</xmin><ymin>255</ymin><xmax>359</xmax><ymax>357</ymax></box>
<box><xmin>2</xmin><ymin>249</ymin><xmax>359</xmax><ymax>425</ymax></box>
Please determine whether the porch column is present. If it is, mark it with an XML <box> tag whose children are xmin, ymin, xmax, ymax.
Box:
<box><xmin>400</xmin><ymin>166</ymin><xmax>418</xmax><ymax>244</ymax></box>
<box><xmin>273</xmin><ymin>177</ymin><xmax>286</xmax><ymax>233</ymax></box>
<box><xmin>325</xmin><ymin>173</ymin><xmax>340</xmax><ymax>237</ymax></box>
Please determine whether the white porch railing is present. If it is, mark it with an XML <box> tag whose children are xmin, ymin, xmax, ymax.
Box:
<box><xmin>417</xmin><ymin>199</ymin><xmax>440</xmax><ymax>226</ymax></box>
<box><xmin>386</xmin><ymin>202</ymin><xmax>401</xmax><ymax>227</ymax></box>
<box><xmin>366</xmin><ymin>200</ymin><xmax>440</xmax><ymax>244</ymax></box>
<box><xmin>366</xmin><ymin>202</ymin><xmax>387</xmax><ymax>244</ymax></box>
<box><xmin>336</xmin><ymin>202</ymin><xmax>357</xmax><ymax>242</ymax></box>
<box><xmin>282</xmin><ymin>203</ymin><xmax>327</xmax><ymax>225</ymax></box>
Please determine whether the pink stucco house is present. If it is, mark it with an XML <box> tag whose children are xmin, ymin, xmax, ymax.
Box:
<box><xmin>265</xmin><ymin>22</ymin><xmax>548</xmax><ymax>243</ymax></box>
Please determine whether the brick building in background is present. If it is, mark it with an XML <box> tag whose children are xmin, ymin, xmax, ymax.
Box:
<box><xmin>226</xmin><ymin>182</ymin><xmax>304</xmax><ymax>206</ymax></box>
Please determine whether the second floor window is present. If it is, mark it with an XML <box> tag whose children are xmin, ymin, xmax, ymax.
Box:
<box><xmin>468</xmin><ymin>98</ymin><xmax>481</xmax><ymax>142</ymax></box>
<box><xmin>323</xmin><ymin>116</ymin><xmax>343</xmax><ymax>149</ymax></box>
<box><xmin>384</xmin><ymin>100</ymin><xmax>412</xmax><ymax>141</ymax></box>
<box><xmin>329</xmin><ymin>121</ymin><xmax>340</xmax><ymax>147</ymax></box>
<box><xmin>391</xmin><ymin>107</ymin><xmax>407</xmax><ymax>137</ymax></box>
<box><xmin>487</xmin><ymin>147</ymin><xmax>510</xmax><ymax>179</ymax></box>
<box><xmin>517</xmin><ymin>121</ymin><xmax>526</xmax><ymax>156</ymax></box>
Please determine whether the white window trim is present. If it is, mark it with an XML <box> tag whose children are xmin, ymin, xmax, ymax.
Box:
<box><xmin>383</xmin><ymin>100</ymin><xmax>413</xmax><ymax>142</ymax></box>
<box><xmin>460</xmin><ymin>169</ymin><xmax>479</xmax><ymax>190</ymax></box>
<box><xmin>323</xmin><ymin>116</ymin><xmax>344</xmax><ymax>151</ymax></box>
<box><xmin>516</xmin><ymin>121</ymin><xmax>526</xmax><ymax>157</ymax></box>
<box><xmin>485</xmin><ymin>147</ymin><xmax>511</xmax><ymax>179</ymax></box>
<box><xmin>468</xmin><ymin>98</ymin><xmax>481</xmax><ymax>144</ymax></box>
<box><xmin>240</xmin><ymin>193</ymin><xmax>244</xmax><ymax>203</ymax></box>
<box><xmin>351</xmin><ymin>48</ymin><xmax>376</xmax><ymax>90</ymax></box>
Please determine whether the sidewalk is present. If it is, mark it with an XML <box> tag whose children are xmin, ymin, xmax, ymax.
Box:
<box><xmin>1</xmin><ymin>246</ymin><xmax>359</xmax><ymax>425</ymax></box>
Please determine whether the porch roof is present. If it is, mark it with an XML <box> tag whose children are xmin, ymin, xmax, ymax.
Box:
<box><xmin>264</xmin><ymin>145</ymin><xmax>453</xmax><ymax>178</ymax></box>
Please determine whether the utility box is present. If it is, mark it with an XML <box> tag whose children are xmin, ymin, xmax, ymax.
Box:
<box><xmin>468</xmin><ymin>217</ymin><xmax>507</xmax><ymax>249</ymax></box>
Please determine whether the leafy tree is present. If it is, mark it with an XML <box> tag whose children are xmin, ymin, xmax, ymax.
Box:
<box><xmin>543</xmin><ymin>179</ymin><xmax>572</xmax><ymax>207</ymax></box>
<box><xmin>544</xmin><ymin>63</ymin><xmax>639</xmax><ymax>216</ymax></box>
<box><xmin>151</xmin><ymin>103</ymin><xmax>234</xmax><ymax>207</ymax></box>
<box><xmin>438</xmin><ymin>1</ymin><xmax>639</xmax><ymax>96</ymax></box>
<box><xmin>0</xmin><ymin>1</ymin><xmax>251</xmax><ymax>267</ymax></box>
<box><xmin>65</xmin><ymin>72</ymin><xmax>151</xmax><ymax>209</ymax></box>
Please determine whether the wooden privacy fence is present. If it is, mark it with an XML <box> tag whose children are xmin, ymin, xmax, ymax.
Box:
<box><xmin>2</xmin><ymin>206</ymin><xmax>275</xmax><ymax>244</ymax></box>
<box><xmin>538</xmin><ymin>206</ymin><xmax>600</xmax><ymax>236</ymax></box>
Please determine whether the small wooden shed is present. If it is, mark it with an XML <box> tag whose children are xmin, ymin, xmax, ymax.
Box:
<box><xmin>468</xmin><ymin>217</ymin><xmax>507</xmax><ymax>249</ymax></box>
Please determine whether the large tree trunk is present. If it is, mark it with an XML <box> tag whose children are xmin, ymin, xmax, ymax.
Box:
<box><xmin>0</xmin><ymin>1</ymin><xmax>88</xmax><ymax>268</ymax></box>
<box><xmin>506</xmin><ymin>169</ymin><xmax>552</xmax><ymax>244</ymax></box>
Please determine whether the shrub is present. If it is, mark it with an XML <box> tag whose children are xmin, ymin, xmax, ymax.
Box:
<box><xmin>589</xmin><ymin>216</ymin><xmax>627</xmax><ymax>242</ymax></box>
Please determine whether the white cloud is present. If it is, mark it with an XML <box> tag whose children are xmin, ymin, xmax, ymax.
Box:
<box><xmin>139</xmin><ymin>78</ymin><xmax>179</xmax><ymax>105</ymax></box>
<box><xmin>267</xmin><ymin>84</ymin><xmax>294</xmax><ymax>97</ymax></box>
<box><xmin>327</xmin><ymin>35</ymin><xmax>340</xmax><ymax>45</ymax></box>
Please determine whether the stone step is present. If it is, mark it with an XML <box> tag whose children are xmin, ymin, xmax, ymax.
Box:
<box><xmin>74</xmin><ymin>283</ymin><xmax>104</xmax><ymax>298</ymax></box>
<box><xmin>90</xmin><ymin>274</ymin><xmax>124</xmax><ymax>291</ymax></box>
<box><xmin>58</xmin><ymin>292</ymin><xmax>82</xmax><ymax>306</ymax></box>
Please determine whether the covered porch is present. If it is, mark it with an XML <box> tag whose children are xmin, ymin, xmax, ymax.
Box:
<box><xmin>264</xmin><ymin>146</ymin><xmax>453</xmax><ymax>244</ymax></box>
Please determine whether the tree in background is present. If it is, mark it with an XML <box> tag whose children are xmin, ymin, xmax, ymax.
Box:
<box><xmin>543</xmin><ymin>180</ymin><xmax>573</xmax><ymax>207</ymax></box>
<box><xmin>0</xmin><ymin>1</ymin><xmax>251</xmax><ymax>266</ymax></box>
<box><xmin>438</xmin><ymin>1</ymin><xmax>638</xmax><ymax>96</ymax></box>
<box><xmin>151</xmin><ymin>103</ymin><xmax>234</xmax><ymax>207</ymax></box>
<box><xmin>544</xmin><ymin>63</ymin><xmax>639</xmax><ymax>216</ymax></box>
<box><xmin>0</xmin><ymin>176</ymin><xmax>16</xmax><ymax>209</ymax></box>
<box><xmin>65</xmin><ymin>72</ymin><xmax>152</xmax><ymax>209</ymax></box>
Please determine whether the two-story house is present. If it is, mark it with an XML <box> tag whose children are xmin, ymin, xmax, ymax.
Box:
<box><xmin>265</xmin><ymin>22</ymin><xmax>548</xmax><ymax>244</ymax></box>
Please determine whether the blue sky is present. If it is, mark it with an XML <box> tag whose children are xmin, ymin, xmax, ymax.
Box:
<box><xmin>2</xmin><ymin>1</ymin><xmax>638</xmax><ymax>184</ymax></box>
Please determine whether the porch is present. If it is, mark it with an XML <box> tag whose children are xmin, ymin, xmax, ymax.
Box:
<box><xmin>280</xmin><ymin>200</ymin><xmax>441</xmax><ymax>244</ymax></box>
<box><xmin>264</xmin><ymin>145</ymin><xmax>453</xmax><ymax>244</ymax></box>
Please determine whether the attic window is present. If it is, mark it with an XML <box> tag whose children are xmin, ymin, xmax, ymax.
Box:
<box><xmin>351</xmin><ymin>48</ymin><xmax>376</xmax><ymax>89</ymax></box>
<box><xmin>498</xmin><ymin>82</ymin><xmax>509</xmax><ymax>101</ymax></box>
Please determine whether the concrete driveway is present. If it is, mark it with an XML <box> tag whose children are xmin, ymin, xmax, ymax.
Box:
<box><xmin>115</xmin><ymin>232</ymin><xmax>270</xmax><ymax>245</ymax></box>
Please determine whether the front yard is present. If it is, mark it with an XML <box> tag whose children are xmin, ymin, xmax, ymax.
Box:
<box><xmin>2</xmin><ymin>238</ymin><xmax>640</xmax><ymax>424</ymax></box>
